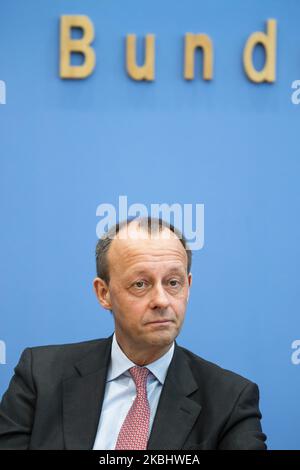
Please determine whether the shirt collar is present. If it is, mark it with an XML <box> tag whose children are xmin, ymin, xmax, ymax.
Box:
<box><xmin>107</xmin><ymin>332</ymin><xmax>175</xmax><ymax>385</ymax></box>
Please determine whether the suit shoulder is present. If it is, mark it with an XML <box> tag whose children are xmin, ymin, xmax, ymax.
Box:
<box><xmin>28</xmin><ymin>337</ymin><xmax>105</xmax><ymax>354</ymax></box>
<box><xmin>177</xmin><ymin>344</ymin><xmax>254</xmax><ymax>389</ymax></box>
<box><xmin>23</xmin><ymin>337</ymin><xmax>110</xmax><ymax>375</ymax></box>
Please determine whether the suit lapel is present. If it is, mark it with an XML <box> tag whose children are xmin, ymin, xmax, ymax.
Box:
<box><xmin>62</xmin><ymin>336</ymin><xmax>201</xmax><ymax>450</ymax></box>
<box><xmin>62</xmin><ymin>335</ymin><xmax>113</xmax><ymax>450</ymax></box>
<box><xmin>147</xmin><ymin>343</ymin><xmax>202</xmax><ymax>450</ymax></box>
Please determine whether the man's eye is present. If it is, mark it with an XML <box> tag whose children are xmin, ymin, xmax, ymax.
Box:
<box><xmin>169</xmin><ymin>279</ymin><xmax>179</xmax><ymax>287</ymax></box>
<box><xmin>133</xmin><ymin>281</ymin><xmax>146</xmax><ymax>289</ymax></box>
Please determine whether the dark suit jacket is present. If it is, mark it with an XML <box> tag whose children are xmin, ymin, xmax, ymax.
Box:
<box><xmin>0</xmin><ymin>334</ymin><xmax>267</xmax><ymax>450</ymax></box>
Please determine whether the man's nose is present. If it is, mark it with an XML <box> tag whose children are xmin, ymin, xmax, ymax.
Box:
<box><xmin>149</xmin><ymin>284</ymin><xmax>170</xmax><ymax>310</ymax></box>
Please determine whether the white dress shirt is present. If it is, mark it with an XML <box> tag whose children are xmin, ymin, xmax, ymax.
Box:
<box><xmin>93</xmin><ymin>332</ymin><xmax>175</xmax><ymax>450</ymax></box>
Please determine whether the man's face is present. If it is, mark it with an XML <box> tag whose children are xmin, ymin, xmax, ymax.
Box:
<box><xmin>96</xmin><ymin>224</ymin><xmax>192</xmax><ymax>351</ymax></box>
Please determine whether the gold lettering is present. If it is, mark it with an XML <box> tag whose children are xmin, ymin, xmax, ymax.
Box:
<box><xmin>184</xmin><ymin>33</ymin><xmax>213</xmax><ymax>80</ymax></box>
<box><xmin>243</xmin><ymin>19</ymin><xmax>277</xmax><ymax>83</ymax></box>
<box><xmin>60</xmin><ymin>15</ymin><xmax>95</xmax><ymax>79</ymax></box>
<box><xmin>126</xmin><ymin>34</ymin><xmax>155</xmax><ymax>81</ymax></box>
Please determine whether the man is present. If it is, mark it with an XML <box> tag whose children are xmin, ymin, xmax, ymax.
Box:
<box><xmin>0</xmin><ymin>217</ymin><xmax>267</xmax><ymax>450</ymax></box>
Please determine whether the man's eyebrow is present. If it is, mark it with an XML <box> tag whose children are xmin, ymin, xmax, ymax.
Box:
<box><xmin>165</xmin><ymin>268</ymin><xmax>186</xmax><ymax>278</ymax></box>
<box><xmin>129</xmin><ymin>267</ymin><xmax>186</xmax><ymax>278</ymax></box>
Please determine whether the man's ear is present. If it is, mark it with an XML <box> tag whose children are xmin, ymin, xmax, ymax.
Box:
<box><xmin>93</xmin><ymin>277</ymin><xmax>112</xmax><ymax>310</ymax></box>
<box><xmin>187</xmin><ymin>272</ymin><xmax>192</xmax><ymax>302</ymax></box>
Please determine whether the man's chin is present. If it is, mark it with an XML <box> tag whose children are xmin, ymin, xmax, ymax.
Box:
<box><xmin>140</xmin><ymin>329</ymin><xmax>177</xmax><ymax>347</ymax></box>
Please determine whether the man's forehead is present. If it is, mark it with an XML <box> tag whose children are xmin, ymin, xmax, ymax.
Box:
<box><xmin>108</xmin><ymin>226</ymin><xmax>187</xmax><ymax>264</ymax></box>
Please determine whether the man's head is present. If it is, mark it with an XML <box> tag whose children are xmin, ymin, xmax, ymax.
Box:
<box><xmin>93</xmin><ymin>217</ymin><xmax>192</xmax><ymax>359</ymax></box>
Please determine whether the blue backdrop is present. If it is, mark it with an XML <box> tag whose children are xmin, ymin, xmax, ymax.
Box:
<box><xmin>0</xmin><ymin>0</ymin><xmax>299</xmax><ymax>450</ymax></box>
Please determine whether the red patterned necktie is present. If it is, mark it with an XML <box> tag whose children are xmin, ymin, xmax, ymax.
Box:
<box><xmin>115</xmin><ymin>366</ymin><xmax>150</xmax><ymax>450</ymax></box>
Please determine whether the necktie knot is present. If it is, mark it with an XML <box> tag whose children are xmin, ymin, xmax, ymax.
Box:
<box><xmin>129</xmin><ymin>366</ymin><xmax>149</xmax><ymax>391</ymax></box>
